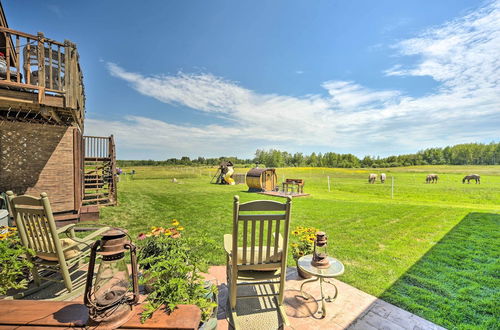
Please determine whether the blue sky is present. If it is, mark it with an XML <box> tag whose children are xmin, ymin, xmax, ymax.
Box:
<box><xmin>4</xmin><ymin>0</ymin><xmax>499</xmax><ymax>159</ymax></box>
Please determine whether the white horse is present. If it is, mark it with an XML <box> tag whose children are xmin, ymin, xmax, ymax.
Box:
<box><xmin>368</xmin><ymin>173</ymin><xmax>377</xmax><ymax>184</ymax></box>
<box><xmin>380</xmin><ymin>173</ymin><xmax>386</xmax><ymax>183</ymax></box>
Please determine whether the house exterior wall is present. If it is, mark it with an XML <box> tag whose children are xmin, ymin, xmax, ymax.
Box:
<box><xmin>0</xmin><ymin>121</ymin><xmax>79</xmax><ymax>213</ymax></box>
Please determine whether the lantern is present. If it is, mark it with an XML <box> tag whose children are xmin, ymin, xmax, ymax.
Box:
<box><xmin>84</xmin><ymin>229</ymin><xmax>139</xmax><ymax>329</ymax></box>
<box><xmin>311</xmin><ymin>231</ymin><xmax>330</xmax><ymax>268</ymax></box>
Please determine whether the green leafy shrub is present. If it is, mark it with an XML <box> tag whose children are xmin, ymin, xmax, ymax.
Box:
<box><xmin>0</xmin><ymin>227</ymin><xmax>33</xmax><ymax>295</ymax></box>
<box><xmin>137</xmin><ymin>221</ymin><xmax>218</xmax><ymax>323</ymax></box>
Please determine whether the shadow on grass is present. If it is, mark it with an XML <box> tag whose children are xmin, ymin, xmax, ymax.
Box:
<box><xmin>375</xmin><ymin>212</ymin><xmax>499</xmax><ymax>329</ymax></box>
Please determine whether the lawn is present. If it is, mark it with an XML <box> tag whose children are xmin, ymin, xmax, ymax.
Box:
<box><xmin>100</xmin><ymin>165</ymin><xmax>500</xmax><ymax>329</ymax></box>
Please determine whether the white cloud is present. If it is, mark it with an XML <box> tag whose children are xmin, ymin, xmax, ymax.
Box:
<box><xmin>90</xmin><ymin>1</ymin><xmax>500</xmax><ymax>159</ymax></box>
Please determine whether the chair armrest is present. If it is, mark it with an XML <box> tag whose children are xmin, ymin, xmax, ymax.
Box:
<box><xmin>79</xmin><ymin>226</ymin><xmax>111</xmax><ymax>243</ymax></box>
<box><xmin>224</xmin><ymin>234</ymin><xmax>232</xmax><ymax>255</ymax></box>
<box><xmin>66</xmin><ymin>226</ymin><xmax>111</xmax><ymax>247</ymax></box>
<box><xmin>57</xmin><ymin>224</ymin><xmax>76</xmax><ymax>237</ymax></box>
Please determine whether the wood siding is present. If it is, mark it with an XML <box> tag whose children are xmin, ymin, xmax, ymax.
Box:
<box><xmin>0</xmin><ymin>121</ymin><xmax>82</xmax><ymax>213</ymax></box>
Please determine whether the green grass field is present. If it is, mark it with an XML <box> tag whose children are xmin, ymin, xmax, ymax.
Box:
<box><xmin>100</xmin><ymin>165</ymin><xmax>500</xmax><ymax>329</ymax></box>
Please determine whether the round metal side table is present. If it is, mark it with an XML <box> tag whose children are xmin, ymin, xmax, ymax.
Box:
<box><xmin>297</xmin><ymin>255</ymin><xmax>345</xmax><ymax>318</ymax></box>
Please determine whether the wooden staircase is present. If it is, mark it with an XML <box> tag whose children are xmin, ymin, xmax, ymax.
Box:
<box><xmin>82</xmin><ymin>136</ymin><xmax>117</xmax><ymax>206</ymax></box>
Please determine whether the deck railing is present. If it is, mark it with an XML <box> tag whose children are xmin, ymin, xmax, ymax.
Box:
<box><xmin>0</xmin><ymin>26</ymin><xmax>84</xmax><ymax>126</ymax></box>
<box><xmin>84</xmin><ymin>136</ymin><xmax>112</xmax><ymax>159</ymax></box>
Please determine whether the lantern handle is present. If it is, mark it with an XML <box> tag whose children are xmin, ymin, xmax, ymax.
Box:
<box><xmin>125</xmin><ymin>242</ymin><xmax>139</xmax><ymax>304</ymax></box>
<box><xmin>84</xmin><ymin>239</ymin><xmax>101</xmax><ymax>308</ymax></box>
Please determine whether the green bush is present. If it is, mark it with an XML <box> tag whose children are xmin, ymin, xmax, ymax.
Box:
<box><xmin>0</xmin><ymin>227</ymin><xmax>33</xmax><ymax>295</ymax></box>
<box><xmin>137</xmin><ymin>223</ymin><xmax>218</xmax><ymax>323</ymax></box>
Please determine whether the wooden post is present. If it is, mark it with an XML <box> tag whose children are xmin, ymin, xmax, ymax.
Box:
<box><xmin>391</xmin><ymin>176</ymin><xmax>394</xmax><ymax>199</ymax></box>
<box><xmin>64</xmin><ymin>40</ymin><xmax>71</xmax><ymax>108</ymax></box>
<box><xmin>48</xmin><ymin>43</ymin><xmax>53</xmax><ymax>89</ymax></box>
<box><xmin>15</xmin><ymin>35</ymin><xmax>20</xmax><ymax>83</ymax></box>
<box><xmin>26</xmin><ymin>38</ymin><xmax>31</xmax><ymax>85</ymax></box>
<box><xmin>37</xmin><ymin>32</ymin><xmax>45</xmax><ymax>104</ymax></box>
<box><xmin>327</xmin><ymin>176</ymin><xmax>331</xmax><ymax>192</ymax></box>
<box><xmin>5</xmin><ymin>32</ymin><xmax>10</xmax><ymax>81</ymax></box>
<box><xmin>57</xmin><ymin>45</ymin><xmax>62</xmax><ymax>89</ymax></box>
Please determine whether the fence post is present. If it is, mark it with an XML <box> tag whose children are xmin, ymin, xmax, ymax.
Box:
<box><xmin>391</xmin><ymin>176</ymin><xmax>394</xmax><ymax>199</ymax></box>
<box><xmin>327</xmin><ymin>176</ymin><xmax>331</xmax><ymax>192</ymax></box>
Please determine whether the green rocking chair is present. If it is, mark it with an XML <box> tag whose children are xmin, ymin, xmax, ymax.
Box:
<box><xmin>224</xmin><ymin>195</ymin><xmax>292</xmax><ymax>329</ymax></box>
<box><xmin>6</xmin><ymin>191</ymin><xmax>110</xmax><ymax>293</ymax></box>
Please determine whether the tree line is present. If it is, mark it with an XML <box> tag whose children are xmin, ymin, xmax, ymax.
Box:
<box><xmin>117</xmin><ymin>142</ymin><xmax>500</xmax><ymax>168</ymax></box>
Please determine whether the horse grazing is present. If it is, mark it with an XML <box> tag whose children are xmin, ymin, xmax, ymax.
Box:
<box><xmin>462</xmin><ymin>174</ymin><xmax>480</xmax><ymax>184</ymax></box>
<box><xmin>368</xmin><ymin>173</ymin><xmax>377</xmax><ymax>184</ymax></box>
<box><xmin>426</xmin><ymin>174</ymin><xmax>438</xmax><ymax>184</ymax></box>
<box><xmin>380</xmin><ymin>173</ymin><xmax>386</xmax><ymax>183</ymax></box>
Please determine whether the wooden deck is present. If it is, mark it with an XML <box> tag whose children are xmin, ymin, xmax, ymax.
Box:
<box><xmin>0</xmin><ymin>300</ymin><xmax>201</xmax><ymax>329</ymax></box>
<box><xmin>0</xmin><ymin>26</ymin><xmax>84</xmax><ymax>129</ymax></box>
<box><xmin>257</xmin><ymin>191</ymin><xmax>310</xmax><ymax>198</ymax></box>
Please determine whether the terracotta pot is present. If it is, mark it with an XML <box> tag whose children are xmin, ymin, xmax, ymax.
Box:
<box><xmin>296</xmin><ymin>260</ymin><xmax>313</xmax><ymax>279</ymax></box>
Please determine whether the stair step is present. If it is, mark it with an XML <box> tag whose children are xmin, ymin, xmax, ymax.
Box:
<box><xmin>84</xmin><ymin>157</ymin><xmax>112</xmax><ymax>161</ymax></box>
<box><xmin>83</xmin><ymin>197</ymin><xmax>110</xmax><ymax>202</ymax></box>
<box><xmin>84</xmin><ymin>193</ymin><xmax>106</xmax><ymax>197</ymax></box>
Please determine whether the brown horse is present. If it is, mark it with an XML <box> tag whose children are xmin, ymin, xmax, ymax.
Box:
<box><xmin>462</xmin><ymin>174</ymin><xmax>480</xmax><ymax>184</ymax></box>
<box><xmin>426</xmin><ymin>174</ymin><xmax>438</xmax><ymax>184</ymax></box>
<box><xmin>368</xmin><ymin>173</ymin><xmax>377</xmax><ymax>184</ymax></box>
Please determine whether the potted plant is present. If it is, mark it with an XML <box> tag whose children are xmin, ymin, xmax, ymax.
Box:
<box><xmin>0</xmin><ymin>226</ymin><xmax>33</xmax><ymax>296</ymax></box>
<box><xmin>290</xmin><ymin>226</ymin><xmax>318</xmax><ymax>279</ymax></box>
<box><xmin>136</xmin><ymin>220</ymin><xmax>218</xmax><ymax>328</ymax></box>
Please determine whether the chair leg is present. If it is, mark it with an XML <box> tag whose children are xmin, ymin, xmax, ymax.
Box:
<box><xmin>230</xmin><ymin>279</ymin><xmax>237</xmax><ymax>310</ymax></box>
<box><xmin>226</xmin><ymin>280</ymin><xmax>239</xmax><ymax>330</ymax></box>
<box><xmin>276</xmin><ymin>274</ymin><xmax>290</xmax><ymax>326</ymax></box>
<box><xmin>60</xmin><ymin>262</ymin><xmax>73</xmax><ymax>292</ymax></box>
<box><xmin>31</xmin><ymin>264</ymin><xmax>41</xmax><ymax>287</ymax></box>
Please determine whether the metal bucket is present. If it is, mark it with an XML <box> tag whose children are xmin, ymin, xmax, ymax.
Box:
<box><xmin>0</xmin><ymin>210</ymin><xmax>9</xmax><ymax>227</ymax></box>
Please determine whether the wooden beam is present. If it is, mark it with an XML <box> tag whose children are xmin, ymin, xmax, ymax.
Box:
<box><xmin>0</xmin><ymin>26</ymin><xmax>65</xmax><ymax>46</ymax></box>
<box><xmin>0</xmin><ymin>88</ymin><xmax>65</xmax><ymax>108</ymax></box>
<box><xmin>49</xmin><ymin>109</ymin><xmax>62</xmax><ymax>124</ymax></box>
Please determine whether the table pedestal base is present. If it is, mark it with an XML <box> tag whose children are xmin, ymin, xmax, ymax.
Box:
<box><xmin>300</xmin><ymin>277</ymin><xmax>338</xmax><ymax>318</ymax></box>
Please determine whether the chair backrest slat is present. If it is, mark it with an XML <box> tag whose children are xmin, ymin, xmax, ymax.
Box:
<box><xmin>242</xmin><ymin>220</ymin><xmax>248</xmax><ymax>264</ymax></box>
<box><xmin>36</xmin><ymin>214</ymin><xmax>51</xmax><ymax>252</ymax></box>
<box><xmin>32</xmin><ymin>214</ymin><xmax>45</xmax><ymax>251</ymax></box>
<box><xmin>250</xmin><ymin>220</ymin><xmax>256</xmax><ymax>264</ymax></box>
<box><xmin>266</xmin><ymin>220</ymin><xmax>273</xmax><ymax>261</ymax></box>
<box><xmin>24</xmin><ymin>213</ymin><xmax>37</xmax><ymax>250</ymax></box>
<box><xmin>258</xmin><ymin>220</ymin><xmax>264</xmax><ymax>263</ymax></box>
<box><xmin>273</xmin><ymin>220</ymin><xmax>281</xmax><ymax>262</ymax></box>
<box><xmin>232</xmin><ymin>195</ymin><xmax>292</xmax><ymax>268</ymax></box>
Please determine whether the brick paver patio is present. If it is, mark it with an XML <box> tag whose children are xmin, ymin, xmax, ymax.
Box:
<box><xmin>206</xmin><ymin>266</ymin><xmax>444</xmax><ymax>330</ymax></box>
